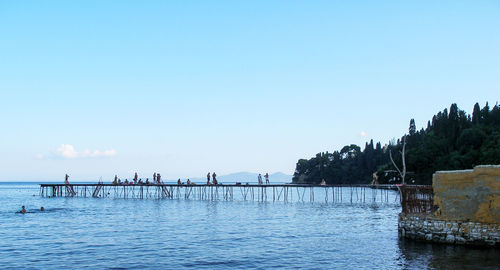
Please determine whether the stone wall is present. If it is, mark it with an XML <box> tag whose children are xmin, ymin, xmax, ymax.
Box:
<box><xmin>398</xmin><ymin>214</ymin><xmax>499</xmax><ymax>246</ymax></box>
<box><xmin>398</xmin><ymin>165</ymin><xmax>500</xmax><ymax>246</ymax></box>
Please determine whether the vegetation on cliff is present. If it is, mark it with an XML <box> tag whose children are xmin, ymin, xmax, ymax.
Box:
<box><xmin>292</xmin><ymin>102</ymin><xmax>500</xmax><ymax>185</ymax></box>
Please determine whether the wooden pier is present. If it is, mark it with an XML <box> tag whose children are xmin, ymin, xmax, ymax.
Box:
<box><xmin>40</xmin><ymin>183</ymin><xmax>398</xmax><ymax>203</ymax></box>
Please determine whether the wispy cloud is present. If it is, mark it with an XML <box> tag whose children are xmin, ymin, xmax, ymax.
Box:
<box><xmin>37</xmin><ymin>144</ymin><xmax>116</xmax><ymax>159</ymax></box>
<box><xmin>360</xmin><ymin>131</ymin><xmax>367</xmax><ymax>137</ymax></box>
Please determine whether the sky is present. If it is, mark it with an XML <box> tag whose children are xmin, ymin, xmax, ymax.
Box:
<box><xmin>0</xmin><ymin>1</ymin><xmax>499</xmax><ymax>181</ymax></box>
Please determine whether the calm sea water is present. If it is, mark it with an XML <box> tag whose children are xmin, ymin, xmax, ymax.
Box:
<box><xmin>0</xmin><ymin>183</ymin><xmax>498</xmax><ymax>269</ymax></box>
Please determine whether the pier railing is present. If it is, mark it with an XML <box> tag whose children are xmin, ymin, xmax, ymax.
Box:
<box><xmin>399</xmin><ymin>185</ymin><xmax>434</xmax><ymax>214</ymax></box>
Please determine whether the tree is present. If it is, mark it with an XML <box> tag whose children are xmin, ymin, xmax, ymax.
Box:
<box><xmin>472</xmin><ymin>102</ymin><xmax>481</xmax><ymax>124</ymax></box>
<box><xmin>481</xmin><ymin>102</ymin><xmax>490</xmax><ymax>124</ymax></box>
<box><xmin>409</xmin><ymin>119</ymin><xmax>416</xmax><ymax>136</ymax></box>
<box><xmin>389</xmin><ymin>135</ymin><xmax>407</xmax><ymax>184</ymax></box>
<box><xmin>292</xmin><ymin>102</ymin><xmax>500</xmax><ymax>185</ymax></box>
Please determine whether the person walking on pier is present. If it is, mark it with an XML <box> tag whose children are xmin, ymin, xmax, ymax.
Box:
<box><xmin>207</xmin><ymin>172</ymin><xmax>210</xmax><ymax>183</ymax></box>
<box><xmin>134</xmin><ymin>172</ymin><xmax>138</xmax><ymax>184</ymax></box>
<box><xmin>212</xmin><ymin>172</ymin><xmax>217</xmax><ymax>185</ymax></box>
<box><xmin>258</xmin><ymin>174</ymin><xmax>262</xmax><ymax>185</ymax></box>
<box><xmin>265</xmin><ymin>173</ymin><xmax>269</xmax><ymax>184</ymax></box>
<box><xmin>64</xmin><ymin>174</ymin><xmax>76</xmax><ymax>196</ymax></box>
<box><xmin>153</xmin><ymin>173</ymin><xmax>157</xmax><ymax>184</ymax></box>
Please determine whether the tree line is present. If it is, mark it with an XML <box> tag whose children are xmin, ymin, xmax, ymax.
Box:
<box><xmin>292</xmin><ymin>102</ymin><xmax>500</xmax><ymax>185</ymax></box>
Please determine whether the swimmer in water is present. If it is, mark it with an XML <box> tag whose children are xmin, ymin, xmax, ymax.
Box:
<box><xmin>40</xmin><ymin>207</ymin><xmax>45</xmax><ymax>211</ymax></box>
<box><xmin>20</xmin><ymin>206</ymin><xmax>26</xmax><ymax>214</ymax></box>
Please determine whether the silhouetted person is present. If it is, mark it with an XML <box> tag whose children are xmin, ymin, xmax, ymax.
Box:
<box><xmin>153</xmin><ymin>173</ymin><xmax>157</xmax><ymax>184</ymax></box>
<box><xmin>64</xmin><ymin>174</ymin><xmax>76</xmax><ymax>195</ymax></box>
<box><xmin>40</xmin><ymin>207</ymin><xmax>45</xmax><ymax>211</ymax></box>
<box><xmin>20</xmin><ymin>206</ymin><xmax>26</xmax><ymax>214</ymax></box>
<box><xmin>258</xmin><ymin>174</ymin><xmax>262</xmax><ymax>185</ymax></box>
<box><xmin>212</xmin><ymin>172</ymin><xmax>217</xmax><ymax>185</ymax></box>
<box><xmin>265</xmin><ymin>173</ymin><xmax>269</xmax><ymax>184</ymax></box>
<box><xmin>207</xmin><ymin>172</ymin><xmax>211</xmax><ymax>183</ymax></box>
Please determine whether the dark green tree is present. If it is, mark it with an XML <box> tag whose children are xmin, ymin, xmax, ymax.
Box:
<box><xmin>472</xmin><ymin>102</ymin><xmax>481</xmax><ymax>124</ymax></box>
<box><xmin>409</xmin><ymin>119</ymin><xmax>416</xmax><ymax>136</ymax></box>
<box><xmin>293</xmin><ymin>102</ymin><xmax>500</xmax><ymax>185</ymax></box>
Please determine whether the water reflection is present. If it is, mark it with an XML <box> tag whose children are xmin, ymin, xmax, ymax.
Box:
<box><xmin>398</xmin><ymin>239</ymin><xmax>500</xmax><ymax>269</ymax></box>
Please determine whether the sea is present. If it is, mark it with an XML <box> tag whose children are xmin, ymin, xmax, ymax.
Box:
<box><xmin>0</xmin><ymin>182</ymin><xmax>498</xmax><ymax>269</ymax></box>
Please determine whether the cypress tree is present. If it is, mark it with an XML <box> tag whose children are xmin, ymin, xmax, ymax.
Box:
<box><xmin>409</xmin><ymin>119</ymin><xmax>416</xmax><ymax>136</ymax></box>
<box><xmin>472</xmin><ymin>102</ymin><xmax>481</xmax><ymax>124</ymax></box>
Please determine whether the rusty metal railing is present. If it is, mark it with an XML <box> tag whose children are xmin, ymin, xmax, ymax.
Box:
<box><xmin>399</xmin><ymin>185</ymin><xmax>433</xmax><ymax>214</ymax></box>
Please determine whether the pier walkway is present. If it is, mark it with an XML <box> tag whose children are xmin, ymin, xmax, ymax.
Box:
<box><xmin>40</xmin><ymin>183</ymin><xmax>398</xmax><ymax>203</ymax></box>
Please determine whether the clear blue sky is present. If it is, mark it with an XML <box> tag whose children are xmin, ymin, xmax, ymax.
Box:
<box><xmin>1</xmin><ymin>1</ymin><xmax>499</xmax><ymax>181</ymax></box>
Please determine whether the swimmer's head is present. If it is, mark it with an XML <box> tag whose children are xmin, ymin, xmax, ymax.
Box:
<box><xmin>40</xmin><ymin>207</ymin><xmax>45</xmax><ymax>211</ymax></box>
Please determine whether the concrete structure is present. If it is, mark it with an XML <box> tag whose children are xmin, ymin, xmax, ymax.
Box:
<box><xmin>399</xmin><ymin>165</ymin><xmax>500</xmax><ymax>247</ymax></box>
<box><xmin>399</xmin><ymin>213</ymin><xmax>499</xmax><ymax>246</ymax></box>
<box><xmin>433</xmin><ymin>165</ymin><xmax>500</xmax><ymax>224</ymax></box>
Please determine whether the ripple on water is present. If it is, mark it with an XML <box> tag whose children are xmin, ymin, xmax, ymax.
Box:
<box><xmin>0</xmin><ymin>184</ymin><xmax>499</xmax><ymax>269</ymax></box>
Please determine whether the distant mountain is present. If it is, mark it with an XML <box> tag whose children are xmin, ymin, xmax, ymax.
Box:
<box><xmin>185</xmin><ymin>172</ymin><xmax>292</xmax><ymax>184</ymax></box>
<box><xmin>268</xmin><ymin>172</ymin><xmax>294</xmax><ymax>183</ymax></box>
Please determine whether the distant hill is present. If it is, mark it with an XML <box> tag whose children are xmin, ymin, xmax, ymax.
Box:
<box><xmin>185</xmin><ymin>172</ymin><xmax>292</xmax><ymax>184</ymax></box>
<box><xmin>293</xmin><ymin>102</ymin><xmax>500</xmax><ymax>185</ymax></box>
